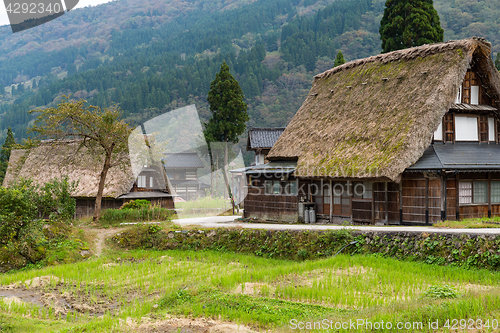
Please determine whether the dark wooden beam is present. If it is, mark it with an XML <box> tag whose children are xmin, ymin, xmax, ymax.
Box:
<box><xmin>456</xmin><ymin>173</ymin><xmax>460</xmax><ymax>221</ymax></box>
<box><xmin>488</xmin><ymin>173</ymin><xmax>492</xmax><ymax>218</ymax></box>
<box><xmin>399</xmin><ymin>181</ymin><xmax>403</xmax><ymax>224</ymax></box>
<box><xmin>425</xmin><ymin>178</ymin><xmax>429</xmax><ymax>224</ymax></box>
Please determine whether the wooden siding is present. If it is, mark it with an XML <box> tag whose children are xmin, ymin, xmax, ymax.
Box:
<box><xmin>244</xmin><ymin>185</ymin><xmax>298</xmax><ymax>223</ymax></box>
<box><xmin>401</xmin><ymin>177</ymin><xmax>441</xmax><ymax>224</ymax></box>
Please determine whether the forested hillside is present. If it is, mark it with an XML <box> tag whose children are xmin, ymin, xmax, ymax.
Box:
<box><xmin>0</xmin><ymin>0</ymin><xmax>498</xmax><ymax>145</ymax></box>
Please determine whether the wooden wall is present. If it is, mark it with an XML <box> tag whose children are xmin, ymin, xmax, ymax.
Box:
<box><xmin>75</xmin><ymin>196</ymin><xmax>175</xmax><ymax>218</ymax></box>
<box><xmin>244</xmin><ymin>186</ymin><xmax>298</xmax><ymax>223</ymax></box>
<box><xmin>75</xmin><ymin>197</ymin><xmax>123</xmax><ymax>218</ymax></box>
<box><xmin>401</xmin><ymin>176</ymin><xmax>441</xmax><ymax>224</ymax></box>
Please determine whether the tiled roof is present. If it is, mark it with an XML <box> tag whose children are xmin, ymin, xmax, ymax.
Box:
<box><xmin>407</xmin><ymin>143</ymin><xmax>500</xmax><ymax>171</ymax></box>
<box><xmin>247</xmin><ymin>127</ymin><xmax>285</xmax><ymax>150</ymax></box>
<box><xmin>163</xmin><ymin>153</ymin><xmax>205</xmax><ymax>168</ymax></box>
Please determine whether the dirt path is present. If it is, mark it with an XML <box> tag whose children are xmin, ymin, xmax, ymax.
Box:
<box><xmin>86</xmin><ymin>228</ymin><xmax>123</xmax><ymax>257</ymax></box>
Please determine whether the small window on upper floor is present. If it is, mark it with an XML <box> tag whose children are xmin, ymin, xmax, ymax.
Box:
<box><xmin>471</xmin><ymin>85</ymin><xmax>479</xmax><ymax>105</ymax></box>
<box><xmin>489</xmin><ymin>117</ymin><xmax>496</xmax><ymax>142</ymax></box>
<box><xmin>455</xmin><ymin>116</ymin><xmax>478</xmax><ymax>141</ymax></box>
<box><xmin>455</xmin><ymin>85</ymin><xmax>462</xmax><ymax>104</ymax></box>
<box><xmin>433</xmin><ymin>120</ymin><xmax>443</xmax><ymax>141</ymax></box>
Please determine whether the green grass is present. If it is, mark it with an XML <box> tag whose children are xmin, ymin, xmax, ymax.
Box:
<box><xmin>2</xmin><ymin>248</ymin><xmax>500</xmax><ymax>332</ymax></box>
<box><xmin>98</xmin><ymin>206</ymin><xmax>173</xmax><ymax>226</ymax></box>
<box><xmin>175</xmin><ymin>196</ymin><xmax>232</xmax><ymax>218</ymax></box>
<box><xmin>434</xmin><ymin>216</ymin><xmax>500</xmax><ymax>229</ymax></box>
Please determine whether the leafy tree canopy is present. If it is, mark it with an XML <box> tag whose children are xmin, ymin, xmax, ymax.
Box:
<box><xmin>334</xmin><ymin>51</ymin><xmax>346</xmax><ymax>67</ymax></box>
<box><xmin>29</xmin><ymin>98</ymin><xmax>132</xmax><ymax>222</ymax></box>
<box><xmin>495</xmin><ymin>52</ymin><xmax>500</xmax><ymax>71</ymax></box>
<box><xmin>204</xmin><ymin>61</ymin><xmax>248</xmax><ymax>144</ymax></box>
<box><xmin>380</xmin><ymin>0</ymin><xmax>444</xmax><ymax>53</ymax></box>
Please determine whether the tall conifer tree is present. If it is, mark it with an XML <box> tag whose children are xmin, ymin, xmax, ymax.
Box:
<box><xmin>0</xmin><ymin>127</ymin><xmax>16</xmax><ymax>185</ymax></box>
<box><xmin>204</xmin><ymin>61</ymin><xmax>248</xmax><ymax>205</ymax></box>
<box><xmin>380</xmin><ymin>0</ymin><xmax>443</xmax><ymax>53</ymax></box>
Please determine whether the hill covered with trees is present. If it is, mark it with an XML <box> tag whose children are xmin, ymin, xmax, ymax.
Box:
<box><xmin>0</xmin><ymin>0</ymin><xmax>498</xmax><ymax>147</ymax></box>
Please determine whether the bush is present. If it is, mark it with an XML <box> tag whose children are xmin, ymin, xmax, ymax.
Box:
<box><xmin>100</xmin><ymin>206</ymin><xmax>173</xmax><ymax>226</ymax></box>
<box><xmin>121</xmin><ymin>199</ymin><xmax>151</xmax><ymax>210</ymax></box>
<box><xmin>0</xmin><ymin>176</ymin><xmax>80</xmax><ymax>272</ymax></box>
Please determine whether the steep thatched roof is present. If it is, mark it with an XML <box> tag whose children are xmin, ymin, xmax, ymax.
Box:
<box><xmin>268</xmin><ymin>38</ymin><xmax>500</xmax><ymax>181</ymax></box>
<box><xmin>3</xmin><ymin>140</ymin><xmax>135</xmax><ymax>198</ymax></box>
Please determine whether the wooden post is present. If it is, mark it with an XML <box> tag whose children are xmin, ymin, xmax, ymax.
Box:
<box><xmin>456</xmin><ymin>173</ymin><xmax>460</xmax><ymax>221</ymax></box>
<box><xmin>399</xmin><ymin>181</ymin><xmax>403</xmax><ymax>224</ymax></box>
<box><xmin>441</xmin><ymin>175</ymin><xmax>447</xmax><ymax>221</ymax></box>
<box><xmin>384</xmin><ymin>181</ymin><xmax>388</xmax><ymax>224</ymax></box>
<box><xmin>425</xmin><ymin>178</ymin><xmax>429</xmax><ymax>224</ymax></box>
<box><xmin>488</xmin><ymin>173</ymin><xmax>492</xmax><ymax>218</ymax></box>
<box><xmin>371</xmin><ymin>185</ymin><xmax>375</xmax><ymax>225</ymax></box>
<box><xmin>329</xmin><ymin>180</ymin><xmax>333</xmax><ymax>223</ymax></box>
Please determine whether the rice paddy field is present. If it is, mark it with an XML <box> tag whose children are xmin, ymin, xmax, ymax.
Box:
<box><xmin>1</xmin><ymin>248</ymin><xmax>500</xmax><ymax>332</ymax></box>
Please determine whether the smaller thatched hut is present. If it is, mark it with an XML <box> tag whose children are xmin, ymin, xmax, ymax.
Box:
<box><xmin>3</xmin><ymin>140</ymin><xmax>174</xmax><ymax>217</ymax></box>
<box><xmin>245</xmin><ymin>37</ymin><xmax>500</xmax><ymax>225</ymax></box>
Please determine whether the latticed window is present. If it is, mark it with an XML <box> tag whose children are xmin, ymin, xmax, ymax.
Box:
<box><xmin>492</xmin><ymin>181</ymin><xmax>500</xmax><ymax>203</ymax></box>
<box><xmin>473</xmin><ymin>181</ymin><xmax>488</xmax><ymax>204</ymax></box>
<box><xmin>459</xmin><ymin>181</ymin><xmax>488</xmax><ymax>205</ymax></box>
<box><xmin>459</xmin><ymin>182</ymin><xmax>472</xmax><ymax>204</ymax></box>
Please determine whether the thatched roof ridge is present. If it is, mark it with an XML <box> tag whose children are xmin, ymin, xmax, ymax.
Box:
<box><xmin>315</xmin><ymin>38</ymin><xmax>491</xmax><ymax>80</ymax></box>
<box><xmin>3</xmin><ymin>140</ymin><xmax>135</xmax><ymax>198</ymax></box>
<box><xmin>268</xmin><ymin>38</ymin><xmax>500</xmax><ymax>181</ymax></box>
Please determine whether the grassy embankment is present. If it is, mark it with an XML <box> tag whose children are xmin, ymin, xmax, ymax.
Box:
<box><xmin>1</xmin><ymin>232</ymin><xmax>500</xmax><ymax>332</ymax></box>
<box><xmin>434</xmin><ymin>216</ymin><xmax>500</xmax><ymax>229</ymax></box>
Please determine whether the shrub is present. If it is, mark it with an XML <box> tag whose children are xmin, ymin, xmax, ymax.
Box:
<box><xmin>100</xmin><ymin>206</ymin><xmax>173</xmax><ymax>226</ymax></box>
<box><xmin>0</xmin><ymin>176</ymin><xmax>80</xmax><ymax>272</ymax></box>
<box><xmin>423</xmin><ymin>285</ymin><xmax>459</xmax><ymax>299</ymax></box>
<box><xmin>121</xmin><ymin>199</ymin><xmax>151</xmax><ymax>210</ymax></box>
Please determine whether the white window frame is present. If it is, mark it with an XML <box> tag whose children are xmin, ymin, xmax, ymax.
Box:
<box><xmin>455</xmin><ymin>116</ymin><xmax>478</xmax><ymax>141</ymax></box>
<box><xmin>138</xmin><ymin>175</ymin><xmax>146</xmax><ymax>188</ymax></box>
<box><xmin>471</xmin><ymin>85</ymin><xmax>479</xmax><ymax>105</ymax></box>
<box><xmin>434</xmin><ymin>120</ymin><xmax>443</xmax><ymax>141</ymax></box>
<box><xmin>489</xmin><ymin>117</ymin><xmax>496</xmax><ymax>142</ymax></box>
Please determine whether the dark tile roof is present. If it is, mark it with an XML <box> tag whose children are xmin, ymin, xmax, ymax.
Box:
<box><xmin>247</xmin><ymin>127</ymin><xmax>286</xmax><ymax>150</ymax></box>
<box><xmin>407</xmin><ymin>143</ymin><xmax>500</xmax><ymax>171</ymax></box>
<box><xmin>449</xmin><ymin>103</ymin><xmax>498</xmax><ymax>112</ymax></box>
<box><xmin>118</xmin><ymin>191</ymin><xmax>173</xmax><ymax>199</ymax></box>
<box><xmin>163</xmin><ymin>153</ymin><xmax>205</xmax><ymax>168</ymax></box>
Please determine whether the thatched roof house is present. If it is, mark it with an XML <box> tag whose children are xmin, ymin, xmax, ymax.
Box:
<box><xmin>3</xmin><ymin>140</ymin><xmax>134</xmax><ymax>198</ymax></box>
<box><xmin>3</xmin><ymin>140</ymin><xmax>174</xmax><ymax>217</ymax></box>
<box><xmin>245</xmin><ymin>37</ymin><xmax>500</xmax><ymax>225</ymax></box>
<box><xmin>268</xmin><ymin>37</ymin><xmax>500</xmax><ymax>182</ymax></box>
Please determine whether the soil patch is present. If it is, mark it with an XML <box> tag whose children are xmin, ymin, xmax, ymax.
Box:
<box><xmin>121</xmin><ymin>316</ymin><xmax>260</xmax><ymax>333</ymax></box>
<box><xmin>0</xmin><ymin>276</ymin><xmax>119</xmax><ymax>317</ymax></box>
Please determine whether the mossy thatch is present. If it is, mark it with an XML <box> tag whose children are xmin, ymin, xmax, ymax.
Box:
<box><xmin>268</xmin><ymin>38</ymin><xmax>500</xmax><ymax>181</ymax></box>
<box><xmin>3</xmin><ymin>140</ymin><xmax>135</xmax><ymax>198</ymax></box>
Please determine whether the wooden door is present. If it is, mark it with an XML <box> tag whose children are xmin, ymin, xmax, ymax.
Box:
<box><xmin>332</xmin><ymin>182</ymin><xmax>351</xmax><ymax>216</ymax></box>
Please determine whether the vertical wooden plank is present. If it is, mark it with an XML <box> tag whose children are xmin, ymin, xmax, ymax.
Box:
<box><xmin>456</xmin><ymin>173</ymin><xmax>460</xmax><ymax>221</ymax></box>
<box><xmin>425</xmin><ymin>178</ymin><xmax>429</xmax><ymax>224</ymax></box>
<box><xmin>329</xmin><ymin>179</ymin><xmax>333</xmax><ymax>223</ymax></box>
<box><xmin>399</xmin><ymin>181</ymin><xmax>403</xmax><ymax>224</ymax></box>
<box><xmin>488</xmin><ymin>173</ymin><xmax>492</xmax><ymax>218</ymax></box>
<box><xmin>441</xmin><ymin>175</ymin><xmax>446</xmax><ymax>221</ymax></box>
<box><xmin>385</xmin><ymin>181</ymin><xmax>388</xmax><ymax>223</ymax></box>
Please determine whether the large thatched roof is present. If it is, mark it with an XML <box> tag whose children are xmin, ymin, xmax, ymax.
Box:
<box><xmin>268</xmin><ymin>38</ymin><xmax>500</xmax><ymax>181</ymax></box>
<box><xmin>3</xmin><ymin>140</ymin><xmax>135</xmax><ymax>198</ymax></box>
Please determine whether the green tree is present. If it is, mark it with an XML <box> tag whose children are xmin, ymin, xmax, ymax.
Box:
<box><xmin>379</xmin><ymin>0</ymin><xmax>443</xmax><ymax>53</ymax></box>
<box><xmin>0</xmin><ymin>127</ymin><xmax>16</xmax><ymax>185</ymax></box>
<box><xmin>29</xmin><ymin>98</ymin><xmax>132</xmax><ymax>222</ymax></box>
<box><xmin>204</xmin><ymin>61</ymin><xmax>248</xmax><ymax>204</ymax></box>
<box><xmin>495</xmin><ymin>52</ymin><xmax>500</xmax><ymax>71</ymax></box>
<box><xmin>334</xmin><ymin>50</ymin><xmax>346</xmax><ymax>67</ymax></box>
